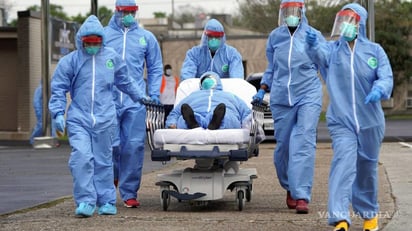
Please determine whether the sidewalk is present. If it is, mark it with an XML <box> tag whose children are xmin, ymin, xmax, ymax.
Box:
<box><xmin>0</xmin><ymin>142</ymin><xmax>410</xmax><ymax>231</ymax></box>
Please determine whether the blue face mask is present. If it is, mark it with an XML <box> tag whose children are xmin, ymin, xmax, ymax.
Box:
<box><xmin>284</xmin><ymin>15</ymin><xmax>300</xmax><ymax>27</ymax></box>
<box><xmin>201</xmin><ymin>77</ymin><xmax>217</xmax><ymax>90</ymax></box>
<box><xmin>122</xmin><ymin>14</ymin><xmax>135</xmax><ymax>27</ymax></box>
<box><xmin>208</xmin><ymin>38</ymin><xmax>221</xmax><ymax>52</ymax></box>
<box><xmin>84</xmin><ymin>46</ymin><xmax>100</xmax><ymax>55</ymax></box>
<box><xmin>341</xmin><ymin>22</ymin><xmax>357</xmax><ymax>41</ymax></box>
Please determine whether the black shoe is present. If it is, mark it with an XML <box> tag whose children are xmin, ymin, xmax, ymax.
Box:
<box><xmin>181</xmin><ymin>103</ymin><xmax>199</xmax><ymax>129</ymax></box>
<box><xmin>208</xmin><ymin>103</ymin><xmax>226</xmax><ymax>130</ymax></box>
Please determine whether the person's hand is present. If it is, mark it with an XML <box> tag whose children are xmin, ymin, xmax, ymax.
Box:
<box><xmin>168</xmin><ymin>124</ymin><xmax>177</xmax><ymax>129</ymax></box>
<box><xmin>252</xmin><ymin>89</ymin><xmax>266</xmax><ymax>104</ymax></box>
<box><xmin>365</xmin><ymin>89</ymin><xmax>382</xmax><ymax>104</ymax></box>
<box><xmin>306</xmin><ymin>29</ymin><xmax>318</xmax><ymax>47</ymax></box>
<box><xmin>55</xmin><ymin>114</ymin><xmax>65</xmax><ymax>132</ymax></box>
<box><xmin>150</xmin><ymin>95</ymin><xmax>161</xmax><ymax>105</ymax></box>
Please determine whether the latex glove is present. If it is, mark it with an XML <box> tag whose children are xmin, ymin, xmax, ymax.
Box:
<box><xmin>306</xmin><ymin>29</ymin><xmax>318</xmax><ymax>47</ymax></box>
<box><xmin>150</xmin><ymin>95</ymin><xmax>161</xmax><ymax>105</ymax></box>
<box><xmin>55</xmin><ymin>114</ymin><xmax>65</xmax><ymax>132</ymax></box>
<box><xmin>365</xmin><ymin>89</ymin><xmax>382</xmax><ymax>104</ymax></box>
<box><xmin>252</xmin><ymin>89</ymin><xmax>266</xmax><ymax>104</ymax></box>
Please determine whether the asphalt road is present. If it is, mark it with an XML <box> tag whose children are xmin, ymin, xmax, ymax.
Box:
<box><xmin>0</xmin><ymin>119</ymin><xmax>410</xmax><ymax>215</ymax></box>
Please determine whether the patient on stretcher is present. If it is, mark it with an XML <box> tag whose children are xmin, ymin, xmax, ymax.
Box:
<box><xmin>165</xmin><ymin>71</ymin><xmax>251</xmax><ymax>130</ymax></box>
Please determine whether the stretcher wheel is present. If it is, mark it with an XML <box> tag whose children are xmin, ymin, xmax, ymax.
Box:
<box><xmin>161</xmin><ymin>190</ymin><xmax>170</xmax><ymax>211</ymax></box>
<box><xmin>245</xmin><ymin>187</ymin><xmax>252</xmax><ymax>202</ymax></box>
<box><xmin>237</xmin><ymin>190</ymin><xmax>245</xmax><ymax>211</ymax></box>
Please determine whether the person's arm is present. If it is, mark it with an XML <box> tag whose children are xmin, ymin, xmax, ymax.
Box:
<box><xmin>372</xmin><ymin>45</ymin><xmax>394</xmax><ymax>100</ymax></box>
<box><xmin>180</xmin><ymin>48</ymin><xmax>199</xmax><ymax>81</ymax></box>
<box><xmin>113</xmin><ymin>54</ymin><xmax>146</xmax><ymax>102</ymax></box>
<box><xmin>145</xmin><ymin>32</ymin><xmax>163</xmax><ymax>100</ymax></box>
<box><xmin>227</xmin><ymin>46</ymin><xmax>244</xmax><ymax>78</ymax></box>
<box><xmin>48</xmin><ymin>56</ymin><xmax>72</xmax><ymax>118</ymax></box>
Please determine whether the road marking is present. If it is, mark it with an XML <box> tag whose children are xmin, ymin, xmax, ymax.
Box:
<box><xmin>398</xmin><ymin>142</ymin><xmax>412</xmax><ymax>149</ymax></box>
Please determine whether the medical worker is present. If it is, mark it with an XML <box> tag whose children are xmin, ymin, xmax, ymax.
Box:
<box><xmin>305</xmin><ymin>3</ymin><xmax>393</xmax><ymax>231</ymax></box>
<box><xmin>252</xmin><ymin>0</ymin><xmax>325</xmax><ymax>214</ymax></box>
<box><xmin>30</xmin><ymin>81</ymin><xmax>57</xmax><ymax>145</ymax></box>
<box><xmin>180</xmin><ymin>19</ymin><xmax>244</xmax><ymax>81</ymax></box>
<box><xmin>104</xmin><ymin>0</ymin><xmax>163</xmax><ymax>208</ymax></box>
<box><xmin>166</xmin><ymin>72</ymin><xmax>251</xmax><ymax>130</ymax></box>
<box><xmin>48</xmin><ymin>15</ymin><xmax>145</xmax><ymax>217</ymax></box>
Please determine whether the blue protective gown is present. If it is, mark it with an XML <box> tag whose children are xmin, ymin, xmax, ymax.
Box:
<box><xmin>30</xmin><ymin>83</ymin><xmax>57</xmax><ymax>144</ymax></box>
<box><xmin>306</xmin><ymin>3</ymin><xmax>393</xmax><ymax>226</ymax></box>
<box><xmin>104</xmin><ymin>0</ymin><xmax>163</xmax><ymax>202</ymax></box>
<box><xmin>180</xmin><ymin>19</ymin><xmax>244</xmax><ymax>80</ymax></box>
<box><xmin>260</xmin><ymin>0</ymin><xmax>324</xmax><ymax>203</ymax></box>
<box><xmin>166</xmin><ymin>73</ymin><xmax>251</xmax><ymax>129</ymax></box>
<box><xmin>48</xmin><ymin>15</ymin><xmax>144</xmax><ymax>207</ymax></box>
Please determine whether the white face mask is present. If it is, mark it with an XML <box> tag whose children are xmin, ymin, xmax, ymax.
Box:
<box><xmin>165</xmin><ymin>69</ymin><xmax>172</xmax><ymax>76</ymax></box>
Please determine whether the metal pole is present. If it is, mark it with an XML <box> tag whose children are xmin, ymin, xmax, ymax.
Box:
<box><xmin>368</xmin><ymin>0</ymin><xmax>375</xmax><ymax>42</ymax></box>
<box><xmin>91</xmin><ymin>0</ymin><xmax>98</xmax><ymax>16</ymax></box>
<box><xmin>41</xmin><ymin>0</ymin><xmax>50</xmax><ymax>136</ymax></box>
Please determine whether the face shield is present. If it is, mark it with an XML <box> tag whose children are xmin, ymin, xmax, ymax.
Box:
<box><xmin>82</xmin><ymin>35</ymin><xmax>102</xmax><ymax>55</ymax></box>
<box><xmin>278</xmin><ymin>2</ymin><xmax>303</xmax><ymax>27</ymax></box>
<box><xmin>204</xmin><ymin>30</ymin><xmax>224</xmax><ymax>52</ymax></box>
<box><xmin>331</xmin><ymin>9</ymin><xmax>360</xmax><ymax>41</ymax></box>
<box><xmin>200</xmin><ymin>72</ymin><xmax>218</xmax><ymax>90</ymax></box>
<box><xmin>116</xmin><ymin>5</ymin><xmax>139</xmax><ymax>27</ymax></box>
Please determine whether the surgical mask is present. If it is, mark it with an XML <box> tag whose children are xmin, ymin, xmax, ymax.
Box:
<box><xmin>165</xmin><ymin>69</ymin><xmax>172</xmax><ymax>76</ymax></box>
<box><xmin>122</xmin><ymin>14</ymin><xmax>135</xmax><ymax>27</ymax></box>
<box><xmin>341</xmin><ymin>22</ymin><xmax>357</xmax><ymax>42</ymax></box>
<box><xmin>201</xmin><ymin>78</ymin><xmax>216</xmax><ymax>90</ymax></box>
<box><xmin>208</xmin><ymin>38</ymin><xmax>221</xmax><ymax>52</ymax></box>
<box><xmin>284</xmin><ymin>15</ymin><xmax>300</xmax><ymax>27</ymax></box>
<box><xmin>84</xmin><ymin>46</ymin><xmax>100</xmax><ymax>55</ymax></box>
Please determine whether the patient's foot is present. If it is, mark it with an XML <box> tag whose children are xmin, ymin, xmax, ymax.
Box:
<box><xmin>181</xmin><ymin>103</ymin><xmax>200</xmax><ymax>129</ymax></box>
<box><xmin>208</xmin><ymin>103</ymin><xmax>226</xmax><ymax>130</ymax></box>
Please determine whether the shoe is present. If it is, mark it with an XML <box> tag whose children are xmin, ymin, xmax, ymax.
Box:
<box><xmin>114</xmin><ymin>179</ymin><xmax>118</xmax><ymax>188</ymax></box>
<box><xmin>208</xmin><ymin>103</ymin><xmax>226</xmax><ymax>130</ymax></box>
<box><xmin>98</xmin><ymin>203</ymin><xmax>117</xmax><ymax>215</ymax></box>
<box><xmin>295</xmin><ymin>199</ymin><xmax>309</xmax><ymax>214</ymax></box>
<box><xmin>363</xmin><ymin>216</ymin><xmax>378</xmax><ymax>231</ymax></box>
<box><xmin>333</xmin><ymin>220</ymin><xmax>349</xmax><ymax>231</ymax></box>
<box><xmin>124</xmin><ymin>198</ymin><xmax>140</xmax><ymax>208</ymax></box>
<box><xmin>181</xmin><ymin>104</ymin><xmax>200</xmax><ymax>129</ymax></box>
<box><xmin>75</xmin><ymin>202</ymin><xmax>96</xmax><ymax>217</ymax></box>
<box><xmin>286</xmin><ymin>191</ymin><xmax>296</xmax><ymax>209</ymax></box>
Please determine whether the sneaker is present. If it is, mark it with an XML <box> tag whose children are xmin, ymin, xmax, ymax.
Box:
<box><xmin>363</xmin><ymin>216</ymin><xmax>378</xmax><ymax>231</ymax></box>
<box><xmin>208</xmin><ymin>103</ymin><xmax>226</xmax><ymax>130</ymax></box>
<box><xmin>333</xmin><ymin>220</ymin><xmax>349</xmax><ymax>231</ymax></box>
<box><xmin>286</xmin><ymin>191</ymin><xmax>296</xmax><ymax>209</ymax></box>
<box><xmin>181</xmin><ymin>104</ymin><xmax>200</xmax><ymax>129</ymax></box>
<box><xmin>98</xmin><ymin>203</ymin><xmax>117</xmax><ymax>215</ymax></box>
<box><xmin>124</xmin><ymin>198</ymin><xmax>140</xmax><ymax>208</ymax></box>
<box><xmin>75</xmin><ymin>202</ymin><xmax>96</xmax><ymax>217</ymax></box>
<box><xmin>295</xmin><ymin>199</ymin><xmax>309</xmax><ymax>214</ymax></box>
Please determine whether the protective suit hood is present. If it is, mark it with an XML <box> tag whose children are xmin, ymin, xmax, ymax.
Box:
<box><xmin>76</xmin><ymin>15</ymin><xmax>105</xmax><ymax>50</ymax></box>
<box><xmin>341</xmin><ymin>3</ymin><xmax>368</xmax><ymax>41</ymax></box>
<box><xmin>200</xmin><ymin>19</ymin><xmax>226</xmax><ymax>48</ymax></box>
<box><xmin>200</xmin><ymin>71</ymin><xmax>223</xmax><ymax>90</ymax></box>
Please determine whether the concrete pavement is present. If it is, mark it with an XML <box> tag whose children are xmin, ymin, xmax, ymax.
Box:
<box><xmin>0</xmin><ymin>141</ymin><xmax>410</xmax><ymax>230</ymax></box>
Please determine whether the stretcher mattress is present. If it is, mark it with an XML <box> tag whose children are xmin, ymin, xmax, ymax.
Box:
<box><xmin>153</xmin><ymin>127</ymin><xmax>250</xmax><ymax>149</ymax></box>
<box><xmin>153</xmin><ymin>78</ymin><xmax>256</xmax><ymax>149</ymax></box>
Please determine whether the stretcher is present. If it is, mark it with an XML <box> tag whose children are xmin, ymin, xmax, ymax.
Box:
<box><xmin>145</xmin><ymin>78</ymin><xmax>266</xmax><ymax>211</ymax></box>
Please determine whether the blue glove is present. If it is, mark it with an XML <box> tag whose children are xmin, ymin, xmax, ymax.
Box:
<box><xmin>150</xmin><ymin>95</ymin><xmax>161</xmax><ymax>105</ymax></box>
<box><xmin>55</xmin><ymin>114</ymin><xmax>65</xmax><ymax>132</ymax></box>
<box><xmin>252</xmin><ymin>89</ymin><xmax>266</xmax><ymax>104</ymax></box>
<box><xmin>306</xmin><ymin>29</ymin><xmax>318</xmax><ymax>47</ymax></box>
<box><xmin>365</xmin><ymin>89</ymin><xmax>382</xmax><ymax>104</ymax></box>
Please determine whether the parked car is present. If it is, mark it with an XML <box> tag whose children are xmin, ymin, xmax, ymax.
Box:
<box><xmin>246</xmin><ymin>72</ymin><xmax>274</xmax><ymax>136</ymax></box>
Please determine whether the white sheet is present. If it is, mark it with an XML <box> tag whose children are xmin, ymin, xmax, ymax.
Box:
<box><xmin>153</xmin><ymin>128</ymin><xmax>250</xmax><ymax>149</ymax></box>
<box><xmin>154</xmin><ymin>78</ymin><xmax>257</xmax><ymax>148</ymax></box>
